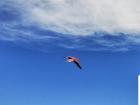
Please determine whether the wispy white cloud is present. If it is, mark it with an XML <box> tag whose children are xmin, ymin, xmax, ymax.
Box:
<box><xmin>0</xmin><ymin>0</ymin><xmax>140</xmax><ymax>51</ymax></box>
<box><xmin>14</xmin><ymin>0</ymin><xmax>140</xmax><ymax>35</ymax></box>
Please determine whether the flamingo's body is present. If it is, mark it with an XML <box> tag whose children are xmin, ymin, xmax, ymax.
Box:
<box><xmin>64</xmin><ymin>56</ymin><xmax>82</xmax><ymax>69</ymax></box>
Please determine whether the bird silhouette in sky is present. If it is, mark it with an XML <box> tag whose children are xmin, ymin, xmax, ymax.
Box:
<box><xmin>64</xmin><ymin>56</ymin><xmax>82</xmax><ymax>69</ymax></box>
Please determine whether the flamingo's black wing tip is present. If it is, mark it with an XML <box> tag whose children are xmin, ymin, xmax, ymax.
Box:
<box><xmin>74</xmin><ymin>61</ymin><xmax>82</xmax><ymax>70</ymax></box>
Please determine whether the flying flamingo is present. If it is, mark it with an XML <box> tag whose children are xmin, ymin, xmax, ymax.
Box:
<box><xmin>64</xmin><ymin>56</ymin><xmax>82</xmax><ymax>69</ymax></box>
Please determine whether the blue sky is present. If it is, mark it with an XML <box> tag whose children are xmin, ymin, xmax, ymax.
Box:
<box><xmin>0</xmin><ymin>0</ymin><xmax>140</xmax><ymax>105</ymax></box>
<box><xmin>0</xmin><ymin>41</ymin><xmax>139</xmax><ymax>105</ymax></box>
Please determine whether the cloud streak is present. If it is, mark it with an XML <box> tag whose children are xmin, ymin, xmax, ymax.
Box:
<box><xmin>0</xmin><ymin>0</ymin><xmax>140</xmax><ymax>51</ymax></box>
<box><xmin>15</xmin><ymin>0</ymin><xmax>140</xmax><ymax>35</ymax></box>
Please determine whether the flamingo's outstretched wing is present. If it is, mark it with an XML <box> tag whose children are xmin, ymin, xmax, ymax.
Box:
<box><xmin>73</xmin><ymin>61</ymin><xmax>82</xmax><ymax>69</ymax></box>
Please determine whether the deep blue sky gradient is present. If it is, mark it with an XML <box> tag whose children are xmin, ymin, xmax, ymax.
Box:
<box><xmin>0</xmin><ymin>41</ymin><xmax>139</xmax><ymax>105</ymax></box>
